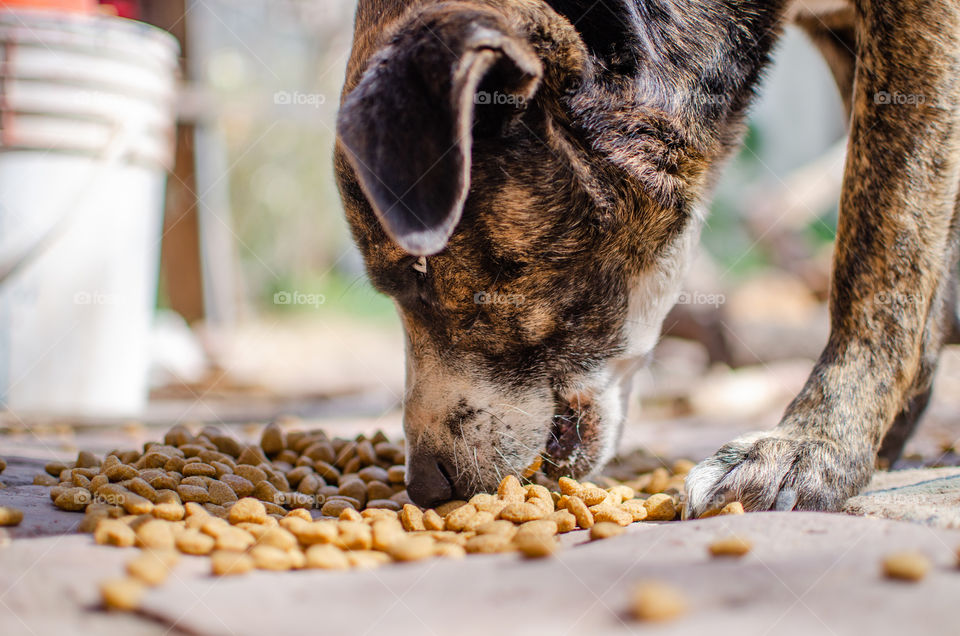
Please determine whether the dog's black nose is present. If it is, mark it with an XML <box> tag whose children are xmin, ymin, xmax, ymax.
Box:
<box><xmin>405</xmin><ymin>454</ymin><xmax>454</xmax><ymax>507</ymax></box>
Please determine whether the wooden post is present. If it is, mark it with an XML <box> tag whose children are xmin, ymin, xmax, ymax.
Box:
<box><xmin>141</xmin><ymin>0</ymin><xmax>206</xmax><ymax>324</ymax></box>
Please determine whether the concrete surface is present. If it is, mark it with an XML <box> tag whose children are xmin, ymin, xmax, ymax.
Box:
<box><xmin>1</xmin><ymin>511</ymin><xmax>959</xmax><ymax>636</ymax></box>
<box><xmin>844</xmin><ymin>468</ymin><xmax>960</xmax><ymax>529</ymax></box>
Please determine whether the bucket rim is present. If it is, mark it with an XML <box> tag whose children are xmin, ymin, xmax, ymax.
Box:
<box><xmin>0</xmin><ymin>8</ymin><xmax>180</xmax><ymax>61</ymax></box>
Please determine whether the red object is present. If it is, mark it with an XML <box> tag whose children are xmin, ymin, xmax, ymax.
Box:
<box><xmin>98</xmin><ymin>0</ymin><xmax>138</xmax><ymax>19</ymax></box>
<box><xmin>0</xmin><ymin>0</ymin><xmax>96</xmax><ymax>12</ymax></box>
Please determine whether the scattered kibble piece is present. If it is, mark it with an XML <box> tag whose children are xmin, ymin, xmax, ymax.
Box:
<box><xmin>592</xmin><ymin>504</ymin><xmax>632</xmax><ymax>527</ymax></box>
<box><xmin>522</xmin><ymin>456</ymin><xmax>542</xmax><ymax>478</ymax></box>
<box><xmin>33</xmin><ymin>474</ymin><xmax>58</xmax><ymax>487</ymax></box>
<box><xmin>720</xmin><ymin>502</ymin><xmax>745</xmax><ymax>515</ymax></box>
<box><xmin>465</xmin><ymin>533</ymin><xmax>512</xmax><ymax>554</ymax></box>
<box><xmin>94</xmin><ymin>519</ymin><xmax>135</xmax><ymax>547</ymax></box>
<box><xmin>708</xmin><ymin>535</ymin><xmax>752</xmax><ymax>557</ymax></box>
<box><xmin>643</xmin><ymin>494</ymin><xmax>677</xmax><ymax>521</ymax></box>
<box><xmin>422</xmin><ymin>509</ymin><xmax>445</xmax><ymax>531</ymax></box>
<box><xmin>100</xmin><ymin>578</ymin><xmax>145</xmax><ymax>611</ymax></box>
<box><xmin>175</xmin><ymin>529</ymin><xmax>215</xmax><ymax>556</ymax></box>
<box><xmin>400</xmin><ymin>504</ymin><xmax>425</xmax><ymax>532</ymax></box>
<box><xmin>305</xmin><ymin>544</ymin><xmax>350</xmax><ymax>570</ymax></box>
<box><xmin>548</xmin><ymin>510</ymin><xmax>577</xmax><ymax>533</ymax></box>
<box><xmin>389</xmin><ymin>535</ymin><xmax>436</xmax><ymax>562</ymax></box>
<box><xmin>645</xmin><ymin>468</ymin><xmax>670</xmax><ymax>494</ymax></box>
<box><xmin>697</xmin><ymin>501</ymin><xmax>746</xmax><ymax>519</ymax></box>
<box><xmin>631</xmin><ymin>582</ymin><xmax>687</xmax><ymax>622</ymax></box>
<box><xmin>882</xmin><ymin>552</ymin><xmax>931</xmax><ymax>582</ymax></box>
<box><xmin>590</xmin><ymin>522</ymin><xmax>626</xmax><ymax>541</ymax></box>
<box><xmin>619</xmin><ymin>499</ymin><xmax>648</xmax><ymax>522</ymax></box>
<box><xmin>211</xmin><ymin>550</ymin><xmax>255</xmax><ymax>576</ymax></box>
<box><xmin>135</xmin><ymin>520</ymin><xmax>175</xmax><ymax>550</ymax></box>
<box><xmin>565</xmin><ymin>496</ymin><xmax>594</xmax><ymax>529</ymax></box>
<box><xmin>228</xmin><ymin>498</ymin><xmax>267</xmax><ymax>525</ymax></box>
<box><xmin>514</xmin><ymin>533</ymin><xmax>557</xmax><ymax>558</ymax></box>
<box><xmin>0</xmin><ymin>506</ymin><xmax>24</xmax><ymax>527</ymax></box>
<box><xmin>250</xmin><ymin>545</ymin><xmax>294</xmax><ymax>571</ymax></box>
<box><xmin>126</xmin><ymin>551</ymin><xmax>177</xmax><ymax>585</ymax></box>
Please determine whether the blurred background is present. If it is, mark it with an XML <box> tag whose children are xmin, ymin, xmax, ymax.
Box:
<box><xmin>1</xmin><ymin>0</ymin><xmax>957</xmax><ymax>468</ymax></box>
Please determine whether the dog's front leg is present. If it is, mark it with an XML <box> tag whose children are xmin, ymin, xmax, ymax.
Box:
<box><xmin>686</xmin><ymin>0</ymin><xmax>960</xmax><ymax>516</ymax></box>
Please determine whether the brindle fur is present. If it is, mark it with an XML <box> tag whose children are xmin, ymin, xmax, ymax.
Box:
<box><xmin>335</xmin><ymin>0</ymin><xmax>960</xmax><ymax>511</ymax></box>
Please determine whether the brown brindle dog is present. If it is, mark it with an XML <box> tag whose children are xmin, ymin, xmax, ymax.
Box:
<box><xmin>334</xmin><ymin>0</ymin><xmax>960</xmax><ymax>514</ymax></box>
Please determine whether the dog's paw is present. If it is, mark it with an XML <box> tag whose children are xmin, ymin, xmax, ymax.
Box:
<box><xmin>683</xmin><ymin>431</ymin><xmax>864</xmax><ymax>518</ymax></box>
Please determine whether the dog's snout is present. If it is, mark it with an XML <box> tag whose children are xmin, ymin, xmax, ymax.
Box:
<box><xmin>405</xmin><ymin>452</ymin><xmax>455</xmax><ymax>508</ymax></box>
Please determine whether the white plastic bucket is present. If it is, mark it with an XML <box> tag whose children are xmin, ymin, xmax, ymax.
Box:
<box><xmin>0</xmin><ymin>10</ymin><xmax>179</xmax><ymax>417</ymax></box>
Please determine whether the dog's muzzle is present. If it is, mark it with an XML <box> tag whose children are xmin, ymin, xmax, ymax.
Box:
<box><xmin>405</xmin><ymin>452</ymin><xmax>457</xmax><ymax>508</ymax></box>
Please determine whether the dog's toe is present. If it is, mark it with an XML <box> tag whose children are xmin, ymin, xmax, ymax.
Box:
<box><xmin>683</xmin><ymin>432</ymin><xmax>858</xmax><ymax>518</ymax></box>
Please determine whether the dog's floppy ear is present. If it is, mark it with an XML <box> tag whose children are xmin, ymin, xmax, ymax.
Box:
<box><xmin>337</xmin><ymin>9</ymin><xmax>542</xmax><ymax>255</ymax></box>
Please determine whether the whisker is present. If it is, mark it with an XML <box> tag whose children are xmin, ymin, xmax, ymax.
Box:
<box><xmin>457</xmin><ymin>418</ymin><xmax>471</xmax><ymax>485</ymax></box>
<box><xmin>472</xmin><ymin>447</ymin><xmax>482</xmax><ymax>488</ymax></box>
<box><xmin>491</xmin><ymin>403</ymin><xmax>537</xmax><ymax>418</ymax></box>
<box><xmin>493</xmin><ymin>444</ymin><xmax>518</xmax><ymax>478</ymax></box>
<box><xmin>480</xmin><ymin>407</ymin><xmax>562</xmax><ymax>469</ymax></box>
<box><xmin>496</xmin><ymin>429</ymin><xmax>561</xmax><ymax>469</ymax></box>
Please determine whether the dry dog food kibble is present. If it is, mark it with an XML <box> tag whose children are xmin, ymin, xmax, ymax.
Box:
<box><xmin>95</xmin><ymin>519</ymin><xmax>136</xmax><ymax>547</ymax></box>
<box><xmin>548</xmin><ymin>510</ymin><xmax>577</xmax><ymax>533</ymax></box>
<box><xmin>699</xmin><ymin>501</ymin><xmax>746</xmax><ymax>518</ymax></box>
<box><xmin>0</xmin><ymin>506</ymin><xmax>24</xmax><ymax>527</ymax></box>
<box><xmin>522</xmin><ymin>456</ymin><xmax>543</xmax><ymax>479</ymax></box>
<box><xmin>720</xmin><ymin>502</ymin><xmax>745</xmax><ymax>515</ymax></box>
<box><xmin>643</xmin><ymin>494</ymin><xmax>678</xmax><ymax>521</ymax></box>
<box><xmin>592</xmin><ymin>504</ymin><xmax>632</xmax><ymax>527</ymax></box>
<box><xmin>882</xmin><ymin>552</ymin><xmax>931</xmax><ymax>582</ymax></box>
<box><xmin>100</xmin><ymin>578</ymin><xmax>146</xmax><ymax>611</ymax></box>
<box><xmin>126</xmin><ymin>551</ymin><xmax>177</xmax><ymax>585</ymax></box>
<box><xmin>135</xmin><ymin>519</ymin><xmax>175</xmax><ymax>550</ymax></box>
<box><xmin>422</xmin><ymin>509</ymin><xmax>446</xmax><ymax>531</ymax></box>
<box><xmin>631</xmin><ymin>582</ymin><xmax>687</xmax><ymax>622</ymax></box>
<box><xmin>465</xmin><ymin>533</ymin><xmax>512</xmax><ymax>554</ymax></box>
<box><xmin>229</xmin><ymin>498</ymin><xmax>267</xmax><ymax>525</ymax></box>
<box><xmin>400</xmin><ymin>504</ymin><xmax>425</xmax><ymax>531</ymax></box>
<box><xmin>388</xmin><ymin>535</ymin><xmax>436</xmax><ymax>562</ymax></box>
<box><xmin>30</xmin><ymin>422</ymin><xmax>700</xmax><ymax>599</ymax></box>
<box><xmin>250</xmin><ymin>545</ymin><xmax>295</xmax><ymax>571</ymax></box>
<box><xmin>175</xmin><ymin>529</ymin><xmax>215</xmax><ymax>556</ymax></box>
<box><xmin>211</xmin><ymin>550</ymin><xmax>255</xmax><ymax>576</ymax></box>
<box><xmin>514</xmin><ymin>533</ymin><xmax>557</xmax><ymax>558</ymax></box>
<box><xmin>305</xmin><ymin>544</ymin><xmax>350</xmax><ymax>570</ymax></box>
<box><xmin>590</xmin><ymin>522</ymin><xmax>626</xmax><ymax>541</ymax></box>
<box><xmin>565</xmin><ymin>496</ymin><xmax>594</xmax><ymax>529</ymax></box>
<box><xmin>34</xmin><ymin>474</ymin><xmax>58</xmax><ymax>487</ymax></box>
<box><xmin>708</xmin><ymin>535</ymin><xmax>752</xmax><ymax>557</ymax></box>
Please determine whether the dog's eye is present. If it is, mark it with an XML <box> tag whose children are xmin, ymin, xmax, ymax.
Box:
<box><xmin>412</xmin><ymin>256</ymin><xmax>427</xmax><ymax>274</ymax></box>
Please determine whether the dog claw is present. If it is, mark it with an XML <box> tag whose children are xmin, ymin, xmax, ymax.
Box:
<box><xmin>773</xmin><ymin>487</ymin><xmax>798</xmax><ymax>511</ymax></box>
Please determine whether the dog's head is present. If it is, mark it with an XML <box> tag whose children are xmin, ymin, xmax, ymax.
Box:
<box><xmin>335</xmin><ymin>0</ymin><xmax>709</xmax><ymax>506</ymax></box>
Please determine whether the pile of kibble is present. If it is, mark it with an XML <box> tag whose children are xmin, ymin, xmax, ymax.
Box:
<box><xmin>1</xmin><ymin>422</ymin><xmax>954</xmax><ymax>622</ymax></box>
<box><xmin>4</xmin><ymin>422</ymin><xmax>740</xmax><ymax>611</ymax></box>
